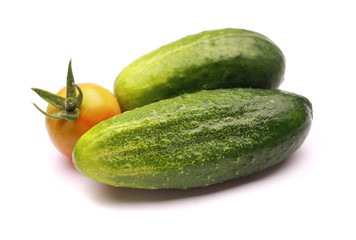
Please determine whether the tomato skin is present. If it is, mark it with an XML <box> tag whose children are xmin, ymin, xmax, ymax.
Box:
<box><xmin>45</xmin><ymin>83</ymin><xmax>121</xmax><ymax>158</ymax></box>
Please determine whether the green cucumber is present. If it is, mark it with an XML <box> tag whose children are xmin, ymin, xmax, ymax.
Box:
<box><xmin>73</xmin><ymin>88</ymin><xmax>312</xmax><ymax>189</ymax></box>
<box><xmin>114</xmin><ymin>28</ymin><xmax>285</xmax><ymax>111</ymax></box>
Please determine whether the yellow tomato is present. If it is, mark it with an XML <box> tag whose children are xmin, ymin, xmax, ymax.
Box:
<box><xmin>45</xmin><ymin>83</ymin><xmax>121</xmax><ymax>158</ymax></box>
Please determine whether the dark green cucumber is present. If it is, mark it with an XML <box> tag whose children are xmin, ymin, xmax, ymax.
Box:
<box><xmin>73</xmin><ymin>88</ymin><xmax>312</xmax><ymax>189</ymax></box>
<box><xmin>114</xmin><ymin>28</ymin><xmax>285</xmax><ymax>111</ymax></box>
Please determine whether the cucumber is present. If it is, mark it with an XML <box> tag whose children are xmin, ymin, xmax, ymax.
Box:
<box><xmin>114</xmin><ymin>28</ymin><xmax>285</xmax><ymax>111</ymax></box>
<box><xmin>73</xmin><ymin>88</ymin><xmax>312</xmax><ymax>189</ymax></box>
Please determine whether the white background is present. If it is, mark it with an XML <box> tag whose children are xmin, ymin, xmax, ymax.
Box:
<box><xmin>1</xmin><ymin>0</ymin><xmax>355</xmax><ymax>239</ymax></box>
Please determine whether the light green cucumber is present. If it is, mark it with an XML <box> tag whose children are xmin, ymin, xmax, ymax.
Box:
<box><xmin>73</xmin><ymin>88</ymin><xmax>312</xmax><ymax>189</ymax></box>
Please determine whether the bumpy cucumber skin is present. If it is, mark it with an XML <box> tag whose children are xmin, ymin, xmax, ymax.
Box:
<box><xmin>114</xmin><ymin>28</ymin><xmax>285</xmax><ymax>111</ymax></box>
<box><xmin>73</xmin><ymin>88</ymin><xmax>312</xmax><ymax>189</ymax></box>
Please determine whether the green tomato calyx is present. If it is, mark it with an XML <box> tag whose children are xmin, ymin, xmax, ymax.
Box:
<box><xmin>32</xmin><ymin>59</ymin><xmax>83</xmax><ymax>121</ymax></box>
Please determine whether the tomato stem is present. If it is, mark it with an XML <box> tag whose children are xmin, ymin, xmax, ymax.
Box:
<box><xmin>32</xmin><ymin>59</ymin><xmax>83</xmax><ymax>121</ymax></box>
